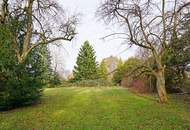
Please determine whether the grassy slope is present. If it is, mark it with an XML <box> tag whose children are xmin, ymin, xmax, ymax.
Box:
<box><xmin>0</xmin><ymin>87</ymin><xmax>190</xmax><ymax>130</ymax></box>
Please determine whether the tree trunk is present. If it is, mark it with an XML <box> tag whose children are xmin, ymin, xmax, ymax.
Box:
<box><xmin>155</xmin><ymin>68</ymin><xmax>168</xmax><ymax>103</ymax></box>
<box><xmin>0</xmin><ymin>0</ymin><xmax>8</xmax><ymax>24</ymax></box>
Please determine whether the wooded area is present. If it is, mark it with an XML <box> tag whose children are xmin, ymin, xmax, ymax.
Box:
<box><xmin>0</xmin><ymin>0</ymin><xmax>190</xmax><ymax>129</ymax></box>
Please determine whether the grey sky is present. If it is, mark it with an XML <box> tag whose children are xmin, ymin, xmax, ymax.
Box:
<box><xmin>50</xmin><ymin>0</ymin><xmax>137</xmax><ymax>71</ymax></box>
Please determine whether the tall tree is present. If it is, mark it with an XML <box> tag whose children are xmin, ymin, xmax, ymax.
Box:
<box><xmin>0</xmin><ymin>0</ymin><xmax>78</xmax><ymax>64</ymax></box>
<box><xmin>97</xmin><ymin>0</ymin><xmax>190</xmax><ymax>103</ymax></box>
<box><xmin>73</xmin><ymin>41</ymin><xmax>98</xmax><ymax>81</ymax></box>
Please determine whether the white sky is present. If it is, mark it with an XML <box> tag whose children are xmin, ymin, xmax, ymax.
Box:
<box><xmin>49</xmin><ymin>0</ymin><xmax>137</xmax><ymax>71</ymax></box>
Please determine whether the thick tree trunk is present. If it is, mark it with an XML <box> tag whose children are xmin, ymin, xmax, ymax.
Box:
<box><xmin>155</xmin><ymin>68</ymin><xmax>168</xmax><ymax>103</ymax></box>
<box><xmin>0</xmin><ymin>0</ymin><xmax>8</xmax><ymax>24</ymax></box>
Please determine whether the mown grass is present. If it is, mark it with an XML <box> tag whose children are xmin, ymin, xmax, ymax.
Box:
<box><xmin>0</xmin><ymin>87</ymin><xmax>190</xmax><ymax>130</ymax></box>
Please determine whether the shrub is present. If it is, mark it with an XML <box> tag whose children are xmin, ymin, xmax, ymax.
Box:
<box><xmin>0</xmin><ymin>63</ymin><xmax>44</xmax><ymax>111</ymax></box>
<box><xmin>68</xmin><ymin>79</ymin><xmax>113</xmax><ymax>87</ymax></box>
<box><xmin>0</xmin><ymin>75</ymin><xmax>43</xmax><ymax>110</ymax></box>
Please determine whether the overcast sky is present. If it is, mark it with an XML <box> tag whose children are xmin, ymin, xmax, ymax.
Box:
<box><xmin>49</xmin><ymin>0</ymin><xmax>137</xmax><ymax>72</ymax></box>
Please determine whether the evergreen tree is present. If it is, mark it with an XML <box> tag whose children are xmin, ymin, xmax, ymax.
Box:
<box><xmin>98</xmin><ymin>60</ymin><xmax>108</xmax><ymax>80</ymax></box>
<box><xmin>73</xmin><ymin>41</ymin><xmax>98</xmax><ymax>81</ymax></box>
<box><xmin>29</xmin><ymin>45</ymin><xmax>53</xmax><ymax>84</ymax></box>
<box><xmin>0</xmin><ymin>22</ymin><xmax>53</xmax><ymax>110</ymax></box>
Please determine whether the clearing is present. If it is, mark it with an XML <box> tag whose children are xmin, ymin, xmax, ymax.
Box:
<box><xmin>0</xmin><ymin>87</ymin><xmax>190</xmax><ymax>130</ymax></box>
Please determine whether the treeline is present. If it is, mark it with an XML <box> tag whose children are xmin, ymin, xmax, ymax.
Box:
<box><xmin>69</xmin><ymin>38</ymin><xmax>189</xmax><ymax>99</ymax></box>
<box><xmin>112</xmin><ymin>27</ymin><xmax>190</xmax><ymax>92</ymax></box>
<box><xmin>68</xmin><ymin>39</ymin><xmax>189</xmax><ymax>92</ymax></box>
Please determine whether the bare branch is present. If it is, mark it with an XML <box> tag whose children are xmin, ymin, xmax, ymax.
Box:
<box><xmin>177</xmin><ymin>2</ymin><xmax>190</xmax><ymax>13</ymax></box>
<box><xmin>1</xmin><ymin>0</ymin><xmax>79</xmax><ymax>64</ymax></box>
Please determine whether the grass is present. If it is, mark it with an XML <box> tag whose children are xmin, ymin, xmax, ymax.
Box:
<box><xmin>0</xmin><ymin>87</ymin><xmax>190</xmax><ymax>130</ymax></box>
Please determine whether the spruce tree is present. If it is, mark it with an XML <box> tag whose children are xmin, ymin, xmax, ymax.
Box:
<box><xmin>73</xmin><ymin>41</ymin><xmax>98</xmax><ymax>81</ymax></box>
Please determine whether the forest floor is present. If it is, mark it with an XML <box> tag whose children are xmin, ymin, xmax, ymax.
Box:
<box><xmin>0</xmin><ymin>87</ymin><xmax>190</xmax><ymax>130</ymax></box>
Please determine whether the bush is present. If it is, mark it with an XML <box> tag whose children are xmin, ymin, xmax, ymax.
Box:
<box><xmin>0</xmin><ymin>64</ymin><xmax>44</xmax><ymax>111</ymax></box>
<box><xmin>0</xmin><ymin>77</ymin><xmax>43</xmax><ymax>110</ymax></box>
<box><xmin>67</xmin><ymin>79</ymin><xmax>113</xmax><ymax>87</ymax></box>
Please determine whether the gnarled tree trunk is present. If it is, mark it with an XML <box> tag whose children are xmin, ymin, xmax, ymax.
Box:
<box><xmin>155</xmin><ymin>67</ymin><xmax>168</xmax><ymax>103</ymax></box>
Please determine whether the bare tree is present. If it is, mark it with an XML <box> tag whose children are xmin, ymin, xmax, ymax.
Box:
<box><xmin>0</xmin><ymin>0</ymin><xmax>78</xmax><ymax>64</ymax></box>
<box><xmin>97</xmin><ymin>0</ymin><xmax>190</xmax><ymax>103</ymax></box>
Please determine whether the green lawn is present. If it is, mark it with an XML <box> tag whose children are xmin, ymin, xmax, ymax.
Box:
<box><xmin>0</xmin><ymin>87</ymin><xmax>190</xmax><ymax>130</ymax></box>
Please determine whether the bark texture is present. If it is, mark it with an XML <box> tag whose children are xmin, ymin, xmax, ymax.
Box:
<box><xmin>155</xmin><ymin>68</ymin><xmax>168</xmax><ymax>103</ymax></box>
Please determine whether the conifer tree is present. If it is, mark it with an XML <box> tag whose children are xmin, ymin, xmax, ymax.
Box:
<box><xmin>73</xmin><ymin>41</ymin><xmax>98</xmax><ymax>81</ymax></box>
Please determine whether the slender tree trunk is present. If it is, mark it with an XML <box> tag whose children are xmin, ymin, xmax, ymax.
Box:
<box><xmin>155</xmin><ymin>67</ymin><xmax>168</xmax><ymax>103</ymax></box>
